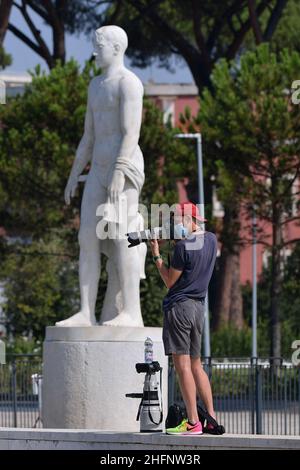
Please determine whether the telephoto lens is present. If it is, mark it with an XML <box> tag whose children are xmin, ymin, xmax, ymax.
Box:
<box><xmin>126</xmin><ymin>212</ymin><xmax>176</xmax><ymax>247</ymax></box>
<box><xmin>126</xmin><ymin>227</ymin><xmax>164</xmax><ymax>247</ymax></box>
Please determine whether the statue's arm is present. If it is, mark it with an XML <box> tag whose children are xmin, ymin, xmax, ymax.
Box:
<box><xmin>117</xmin><ymin>75</ymin><xmax>143</xmax><ymax>163</ymax></box>
<box><xmin>65</xmin><ymin>82</ymin><xmax>95</xmax><ymax>204</ymax></box>
<box><xmin>71</xmin><ymin>83</ymin><xmax>94</xmax><ymax>179</ymax></box>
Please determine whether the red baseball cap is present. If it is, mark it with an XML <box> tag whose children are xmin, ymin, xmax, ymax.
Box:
<box><xmin>176</xmin><ymin>202</ymin><xmax>207</xmax><ymax>222</ymax></box>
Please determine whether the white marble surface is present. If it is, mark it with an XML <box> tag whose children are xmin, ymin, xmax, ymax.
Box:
<box><xmin>42</xmin><ymin>326</ymin><xmax>168</xmax><ymax>431</ymax></box>
<box><xmin>46</xmin><ymin>325</ymin><xmax>164</xmax><ymax>342</ymax></box>
<box><xmin>56</xmin><ymin>25</ymin><xmax>146</xmax><ymax>328</ymax></box>
<box><xmin>1</xmin><ymin>428</ymin><xmax>300</xmax><ymax>450</ymax></box>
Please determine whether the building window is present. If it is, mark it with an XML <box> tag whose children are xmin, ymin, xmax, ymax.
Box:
<box><xmin>162</xmin><ymin>98</ymin><xmax>175</xmax><ymax>126</ymax></box>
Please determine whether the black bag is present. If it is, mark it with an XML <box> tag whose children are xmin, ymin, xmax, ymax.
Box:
<box><xmin>165</xmin><ymin>403</ymin><xmax>225</xmax><ymax>435</ymax></box>
<box><xmin>165</xmin><ymin>403</ymin><xmax>186</xmax><ymax>428</ymax></box>
<box><xmin>197</xmin><ymin>404</ymin><xmax>225</xmax><ymax>435</ymax></box>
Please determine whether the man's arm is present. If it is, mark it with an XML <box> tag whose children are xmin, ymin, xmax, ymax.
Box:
<box><xmin>154</xmin><ymin>259</ymin><xmax>183</xmax><ymax>289</ymax></box>
<box><xmin>150</xmin><ymin>240</ymin><xmax>183</xmax><ymax>289</ymax></box>
<box><xmin>65</xmin><ymin>81</ymin><xmax>95</xmax><ymax>205</ymax></box>
<box><xmin>70</xmin><ymin>83</ymin><xmax>94</xmax><ymax>179</ymax></box>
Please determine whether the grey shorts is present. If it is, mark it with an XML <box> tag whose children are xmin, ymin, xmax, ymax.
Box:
<box><xmin>162</xmin><ymin>298</ymin><xmax>205</xmax><ymax>358</ymax></box>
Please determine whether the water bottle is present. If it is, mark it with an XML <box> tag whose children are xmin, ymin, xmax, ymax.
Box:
<box><xmin>144</xmin><ymin>337</ymin><xmax>153</xmax><ymax>363</ymax></box>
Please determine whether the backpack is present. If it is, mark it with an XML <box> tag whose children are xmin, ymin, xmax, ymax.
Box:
<box><xmin>165</xmin><ymin>403</ymin><xmax>186</xmax><ymax>428</ymax></box>
<box><xmin>197</xmin><ymin>404</ymin><xmax>226</xmax><ymax>435</ymax></box>
<box><xmin>165</xmin><ymin>403</ymin><xmax>225</xmax><ymax>435</ymax></box>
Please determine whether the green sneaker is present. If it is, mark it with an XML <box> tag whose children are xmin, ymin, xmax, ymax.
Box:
<box><xmin>166</xmin><ymin>418</ymin><xmax>188</xmax><ymax>435</ymax></box>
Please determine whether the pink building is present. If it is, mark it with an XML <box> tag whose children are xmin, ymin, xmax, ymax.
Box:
<box><xmin>144</xmin><ymin>82</ymin><xmax>199</xmax><ymax>127</ymax></box>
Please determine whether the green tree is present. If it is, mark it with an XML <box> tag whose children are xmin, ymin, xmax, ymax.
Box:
<box><xmin>0</xmin><ymin>45</ymin><xmax>11</xmax><ymax>69</ymax></box>
<box><xmin>268</xmin><ymin>0</ymin><xmax>300</xmax><ymax>53</ymax></box>
<box><xmin>5</xmin><ymin>0</ymin><xmax>67</xmax><ymax>68</ymax></box>
<box><xmin>0</xmin><ymin>235</ymin><xmax>79</xmax><ymax>340</ymax></box>
<box><xmin>242</xmin><ymin>241</ymin><xmax>300</xmax><ymax>358</ymax></box>
<box><xmin>0</xmin><ymin>0</ymin><xmax>13</xmax><ymax>68</ymax></box>
<box><xmin>0</xmin><ymin>60</ymin><xmax>100</xmax><ymax>237</ymax></box>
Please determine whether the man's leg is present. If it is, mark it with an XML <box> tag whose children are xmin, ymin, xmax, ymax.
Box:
<box><xmin>191</xmin><ymin>356</ymin><xmax>216</xmax><ymax>419</ymax></box>
<box><xmin>172</xmin><ymin>353</ymin><xmax>199</xmax><ymax>424</ymax></box>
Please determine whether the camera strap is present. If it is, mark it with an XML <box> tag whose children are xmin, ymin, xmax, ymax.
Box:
<box><xmin>136</xmin><ymin>399</ymin><xmax>143</xmax><ymax>422</ymax></box>
<box><xmin>147</xmin><ymin>367</ymin><xmax>163</xmax><ymax>426</ymax></box>
<box><xmin>167</xmin><ymin>240</ymin><xmax>171</xmax><ymax>268</ymax></box>
<box><xmin>136</xmin><ymin>367</ymin><xmax>163</xmax><ymax>425</ymax></box>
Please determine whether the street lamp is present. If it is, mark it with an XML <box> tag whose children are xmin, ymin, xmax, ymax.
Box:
<box><xmin>252</xmin><ymin>205</ymin><xmax>258</xmax><ymax>359</ymax></box>
<box><xmin>174</xmin><ymin>133</ymin><xmax>211</xmax><ymax>359</ymax></box>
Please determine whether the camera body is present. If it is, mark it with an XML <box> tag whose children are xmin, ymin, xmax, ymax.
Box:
<box><xmin>136</xmin><ymin>361</ymin><xmax>161</xmax><ymax>374</ymax></box>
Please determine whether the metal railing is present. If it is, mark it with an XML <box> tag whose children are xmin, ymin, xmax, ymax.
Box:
<box><xmin>168</xmin><ymin>357</ymin><xmax>300</xmax><ymax>435</ymax></box>
<box><xmin>0</xmin><ymin>354</ymin><xmax>42</xmax><ymax>428</ymax></box>
<box><xmin>1</xmin><ymin>354</ymin><xmax>300</xmax><ymax>435</ymax></box>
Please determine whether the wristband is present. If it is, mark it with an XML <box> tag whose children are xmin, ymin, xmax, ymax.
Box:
<box><xmin>153</xmin><ymin>255</ymin><xmax>162</xmax><ymax>263</ymax></box>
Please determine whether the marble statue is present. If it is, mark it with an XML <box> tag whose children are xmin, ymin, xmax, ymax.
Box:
<box><xmin>56</xmin><ymin>25</ymin><xmax>147</xmax><ymax>328</ymax></box>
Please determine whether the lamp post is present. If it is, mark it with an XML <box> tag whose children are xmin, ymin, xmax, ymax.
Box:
<box><xmin>252</xmin><ymin>205</ymin><xmax>258</xmax><ymax>359</ymax></box>
<box><xmin>174</xmin><ymin>133</ymin><xmax>211</xmax><ymax>358</ymax></box>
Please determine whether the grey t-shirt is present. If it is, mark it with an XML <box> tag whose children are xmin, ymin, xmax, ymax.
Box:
<box><xmin>162</xmin><ymin>231</ymin><xmax>217</xmax><ymax>312</ymax></box>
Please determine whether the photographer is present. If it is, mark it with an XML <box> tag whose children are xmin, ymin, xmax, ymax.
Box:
<box><xmin>150</xmin><ymin>202</ymin><xmax>217</xmax><ymax>436</ymax></box>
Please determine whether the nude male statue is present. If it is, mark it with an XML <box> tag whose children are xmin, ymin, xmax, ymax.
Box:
<box><xmin>56</xmin><ymin>25</ymin><xmax>146</xmax><ymax>327</ymax></box>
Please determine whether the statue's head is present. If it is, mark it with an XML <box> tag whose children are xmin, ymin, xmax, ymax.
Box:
<box><xmin>93</xmin><ymin>25</ymin><xmax>128</xmax><ymax>68</ymax></box>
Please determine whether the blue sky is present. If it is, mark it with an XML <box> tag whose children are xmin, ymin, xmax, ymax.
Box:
<box><xmin>4</xmin><ymin>5</ymin><xmax>193</xmax><ymax>83</ymax></box>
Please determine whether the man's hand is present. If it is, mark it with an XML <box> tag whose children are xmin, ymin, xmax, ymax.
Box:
<box><xmin>64</xmin><ymin>176</ymin><xmax>78</xmax><ymax>205</ymax></box>
<box><xmin>150</xmin><ymin>239</ymin><xmax>160</xmax><ymax>257</ymax></box>
<box><xmin>108</xmin><ymin>169</ymin><xmax>125</xmax><ymax>203</ymax></box>
<box><xmin>150</xmin><ymin>238</ymin><xmax>183</xmax><ymax>288</ymax></box>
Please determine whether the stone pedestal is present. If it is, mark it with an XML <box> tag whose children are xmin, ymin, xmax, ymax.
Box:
<box><xmin>42</xmin><ymin>326</ymin><xmax>168</xmax><ymax>431</ymax></box>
